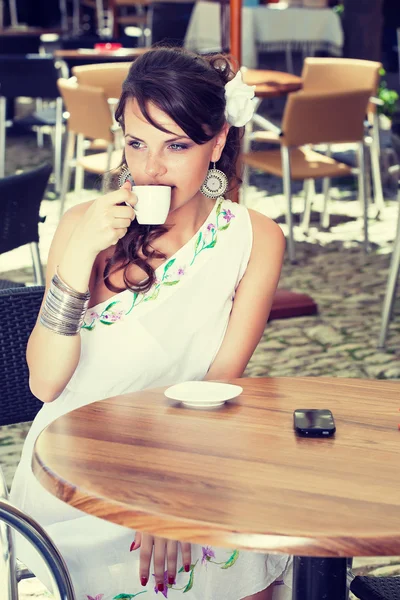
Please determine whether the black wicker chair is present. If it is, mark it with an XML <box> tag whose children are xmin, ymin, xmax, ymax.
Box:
<box><xmin>349</xmin><ymin>572</ymin><xmax>400</xmax><ymax>600</ymax></box>
<box><xmin>0</xmin><ymin>163</ymin><xmax>52</xmax><ymax>287</ymax></box>
<box><xmin>0</xmin><ymin>285</ymin><xmax>76</xmax><ymax>598</ymax></box>
<box><xmin>0</xmin><ymin>54</ymin><xmax>67</xmax><ymax>193</ymax></box>
<box><xmin>0</xmin><ymin>280</ymin><xmax>25</xmax><ymax>290</ymax></box>
<box><xmin>0</xmin><ymin>285</ymin><xmax>45</xmax><ymax>426</ymax></box>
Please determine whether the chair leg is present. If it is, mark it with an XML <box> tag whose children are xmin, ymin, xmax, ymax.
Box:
<box><xmin>300</xmin><ymin>179</ymin><xmax>314</xmax><ymax>233</ymax></box>
<box><xmin>74</xmin><ymin>134</ymin><xmax>85</xmax><ymax>194</ymax></box>
<box><xmin>370</xmin><ymin>133</ymin><xmax>385</xmax><ymax>218</ymax></box>
<box><xmin>59</xmin><ymin>131</ymin><xmax>76</xmax><ymax>221</ymax></box>
<box><xmin>285</xmin><ymin>43</ymin><xmax>294</xmax><ymax>74</ymax></box>
<box><xmin>30</xmin><ymin>243</ymin><xmax>44</xmax><ymax>286</ymax></box>
<box><xmin>54</xmin><ymin>98</ymin><xmax>64</xmax><ymax>196</ymax></box>
<box><xmin>378</xmin><ymin>197</ymin><xmax>400</xmax><ymax>348</ymax></box>
<box><xmin>36</xmin><ymin>100</ymin><xmax>44</xmax><ymax>149</ymax></box>
<box><xmin>320</xmin><ymin>177</ymin><xmax>331</xmax><ymax>229</ymax></box>
<box><xmin>0</xmin><ymin>468</ymin><xmax>19</xmax><ymax>600</ymax></box>
<box><xmin>0</xmin><ymin>96</ymin><xmax>6</xmax><ymax>178</ymax></box>
<box><xmin>9</xmin><ymin>0</ymin><xmax>19</xmax><ymax>27</ymax></box>
<box><xmin>96</xmin><ymin>0</ymin><xmax>106</xmax><ymax>34</ymax></box>
<box><xmin>320</xmin><ymin>145</ymin><xmax>332</xmax><ymax>229</ymax></box>
<box><xmin>357</xmin><ymin>142</ymin><xmax>369</xmax><ymax>253</ymax></box>
<box><xmin>282</xmin><ymin>146</ymin><xmax>296</xmax><ymax>263</ymax></box>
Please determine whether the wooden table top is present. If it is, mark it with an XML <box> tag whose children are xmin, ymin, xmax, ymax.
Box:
<box><xmin>33</xmin><ymin>377</ymin><xmax>400</xmax><ymax>557</ymax></box>
<box><xmin>242</xmin><ymin>69</ymin><xmax>302</xmax><ymax>98</ymax></box>
<box><xmin>54</xmin><ymin>48</ymin><xmax>148</xmax><ymax>61</ymax></box>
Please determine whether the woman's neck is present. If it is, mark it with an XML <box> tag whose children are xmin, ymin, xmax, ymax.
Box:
<box><xmin>164</xmin><ymin>192</ymin><xmax>215</xmax><ymax>247</ymax></box>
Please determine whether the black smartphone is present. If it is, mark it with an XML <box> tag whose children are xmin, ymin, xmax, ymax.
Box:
<box><xmin>293</xmin><ymin>409</ymin><xmax>336</xmax><ymax>437</ymax></box>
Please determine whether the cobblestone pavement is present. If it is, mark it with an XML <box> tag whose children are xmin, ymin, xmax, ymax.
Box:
<box><xmin>1</xmin><ymin>133</ymin><xmax>400</xmax><ymax>598</ymax></box>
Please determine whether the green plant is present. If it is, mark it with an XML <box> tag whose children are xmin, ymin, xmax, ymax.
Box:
<box><xmin>377</xmin><ymin>68</ymin><xmax>399</xmax><ymax>119</ymax></box>
<box><xmin>333</xmin><ymin>3</ymin><xmax>344</xmax><ymax>16</ymax></box>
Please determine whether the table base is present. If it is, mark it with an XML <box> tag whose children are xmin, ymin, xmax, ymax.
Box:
<box><xmin>293</xmin><ymin>557</ymin><xmax>348</xmax><ymax>600</ymax></box>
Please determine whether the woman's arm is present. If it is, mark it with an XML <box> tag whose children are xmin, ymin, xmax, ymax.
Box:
<box><xmin>27</xmin><ymin>201</ymin><xmax>96</xmax><ymax>403</ymax></box>
<box><xmin>205</xmin><ymin>210</ymin><xmax>285</xmax><ymax>381</ymax></box>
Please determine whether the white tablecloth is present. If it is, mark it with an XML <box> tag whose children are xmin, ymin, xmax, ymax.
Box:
<box><xmin>185</xmin><ymin>3</ymin><xmax>257</xmax><ymax>68</ymax></box>
<box><xmin>184</xmin><ymin>2</ymin><xmax>344</xmax><ymax>68</ymax></box>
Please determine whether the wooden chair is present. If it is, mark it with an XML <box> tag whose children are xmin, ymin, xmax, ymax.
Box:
<box><xmin>300</xmin><ymin>57</ymin><xmax>384</xmax><ymax>226</ymax></box>
<box><xmin>57</xmin><ymin>78</ymin><xmax>123</xmax><ymax>219</ymax></box>
<box><xmin>246</xmin><ymin>59</ymin><xmax>384</xmax><ymax>228</ymax></box>
<box><xmin>72</xmin><ymin>61</ymin><xmax>131</xmax><ymax>100</ymax></box>
<box><xmin>242</xmin><ymin>88</ymin><xmax>372</xmax><ymax>263</ymax></box>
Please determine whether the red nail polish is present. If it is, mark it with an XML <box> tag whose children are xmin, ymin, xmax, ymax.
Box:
<box><xmin>168</xmin><ymin>576</ymin><xmax>175</xmax><ymax>585</ymax></box>
<box><xmin>184</xmin><ymin>564</ymin><xmax>190</xmax><ymax>572</ymax></box>
<box><xmin>158</xmin><ymin>583</ymin><xmax>164</xmax><ymax>592</ymax></box>
<box><xmin>140</xmin><ymin>576</ymin><xmax>148</xmax><ymax>586</ymax></box>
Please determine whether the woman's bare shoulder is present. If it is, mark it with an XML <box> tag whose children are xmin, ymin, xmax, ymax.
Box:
<box><xmin>247</xmin><ymin>208</ymin><xmax>285</xmax><ymax>253</ymax></box>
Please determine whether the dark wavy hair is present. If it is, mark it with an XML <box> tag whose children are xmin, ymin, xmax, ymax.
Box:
<box><xmin>104</xmin><ymin>47</ymin><xmax>242</xmax><ymax>294</ymax></box>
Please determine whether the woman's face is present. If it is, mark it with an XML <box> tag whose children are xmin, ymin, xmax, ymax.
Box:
<box><xmin>123</xmin><ymin>98</ymin><xmax>228</xmax><ymax>212</ymax></box>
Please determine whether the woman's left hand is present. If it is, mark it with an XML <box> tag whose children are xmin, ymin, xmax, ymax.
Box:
<box><xmin>131</xmin><ymin>531</ymin><xmax>192</xmax><ymax>592</ymax></box>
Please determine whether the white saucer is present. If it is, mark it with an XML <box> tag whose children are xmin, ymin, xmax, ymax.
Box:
<box><xmin>164</xmin><ymin>381</ymin><xmax>243</xmax><ymax>409</ymax></box>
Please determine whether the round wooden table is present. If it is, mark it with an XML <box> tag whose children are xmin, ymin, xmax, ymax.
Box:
<box><xmin>242</xmin><ymin>69</ymin><xmax>302</xmax><ymax>98</ymax></box>
<box><xmin>33</xmin><ymin>377</ymin><xmax>400</xmax><ymax>600</ymax></box>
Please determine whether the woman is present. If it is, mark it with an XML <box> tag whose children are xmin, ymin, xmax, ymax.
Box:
<box><xmin>11</xmin><ymin>48</ymin><xmax>289</xmax><ymax>600</ymax></box>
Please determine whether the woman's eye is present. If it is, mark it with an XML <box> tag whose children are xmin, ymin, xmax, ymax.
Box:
<box><xmin>127</xmin><ymin>140</ymin><xmax>145</xmax><ymax>150</ymax></box>
<box><xmin>169</xmin><ymin>143</ymin><xmax>188</xmax><ymax>151</ymax></box>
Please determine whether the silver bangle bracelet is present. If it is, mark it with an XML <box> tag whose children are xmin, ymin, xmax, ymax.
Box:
<box><xmin>40</xmin><ymin>269</ymin><xmax>91</xmax><ymax>336</ymax></box>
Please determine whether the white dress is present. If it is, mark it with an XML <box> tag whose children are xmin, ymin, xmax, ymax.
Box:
<box><xmin>11</xmin><ymin>198</ymin><xmax>292</xmax><ymax>600</ymax></box>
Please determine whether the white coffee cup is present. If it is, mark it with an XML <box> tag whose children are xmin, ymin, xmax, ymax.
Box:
<box><xmin>128</xmin><ymin>185</ymin><xmax>171</xmax><ymax>225</ymax></box>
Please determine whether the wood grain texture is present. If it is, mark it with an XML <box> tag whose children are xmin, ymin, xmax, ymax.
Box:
<box><xmin>33</xmin><ymin>377</ymin><xmax>400</xmax><ymax>557</ymax></box>
<box><xmin>242</xmin><ymin>69</ymin><xmax>302</xmax><ymax>98</ymax></box>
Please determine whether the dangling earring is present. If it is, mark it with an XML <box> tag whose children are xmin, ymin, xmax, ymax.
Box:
<box><xmin>200</xmin><ymin>162</ymin><xmax>228</xmax><ymax>199</ymax></box>
<box><xmin>118</xmin><ymin>166</ymin><xmax>134</xmax><ymax>188</ymax></box>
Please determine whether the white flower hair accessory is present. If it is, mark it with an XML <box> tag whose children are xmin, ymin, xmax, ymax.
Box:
<box><xmin>224</xmin><ymin>70</ymin><xmax>256</xmax><ymax>127</ymax></box>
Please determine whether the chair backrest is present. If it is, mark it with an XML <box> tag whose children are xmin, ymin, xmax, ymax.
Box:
<box><xmin>302</xmin><ymin>57</ymin><xmax>381</xmax><ymax>94</ymax></box>
<box><xmin>57</xmin><ymin>78</ymin><xmax>115</xmax><ymax>142</ymax></box>
<box><xmin>0</xmin><ymin>163</ymin><xmax>52</xmax><ymax>254</ymax></box>
<box><xmin>302</xmin><ymin>57</ymin><xmax>382</xmax><ymax>117</ymax></box>
<box><xmin>0</xmin><ymin>286</ymin><xmax>45</xmax><ymax>426</ymax></box>
<box><xmin>280</xmin><ymin>88</ymin><xmax>372</xmax><ymax>147</ymax></box>
<box><xmin>72</xmin><ymin>62</ymin><xmax>131</xmax><ymax>100</ymax></box>
<box><xmin>0</xmin><ymin>54</ymin><xmax>61</xmax><ymax>99</ymax></box>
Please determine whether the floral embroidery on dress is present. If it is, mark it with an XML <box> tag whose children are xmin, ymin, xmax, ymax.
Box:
<box><xmin>87</xmin><ymin>593</ymin><xmax>147</xmax><ymax>600</ymax></box>
<box><xmin>82</xmin><ymin>199</ymin><xmax>234</xmax><ymax>331</ymax></box>
<box><xmin>126</xmin><ymin>546</ymin><xmax>239</xmax><ymax>596</ymax></box>
<box><xmin>201</xmin><ymin>546</ymin><xmax>215</xmax><ymax>566</ymax></box>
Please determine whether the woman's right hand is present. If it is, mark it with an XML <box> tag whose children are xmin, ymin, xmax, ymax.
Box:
<box><xmin>68</xmin><ymin>181</ymin><xmax>137</xmax><ymax>258</ymax></box>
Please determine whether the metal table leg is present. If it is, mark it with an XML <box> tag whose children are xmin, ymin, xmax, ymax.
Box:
<box><xmin>293</xmin><ymin>556</ymin><xmax>348</xmax><ymax>600</ymax></box>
